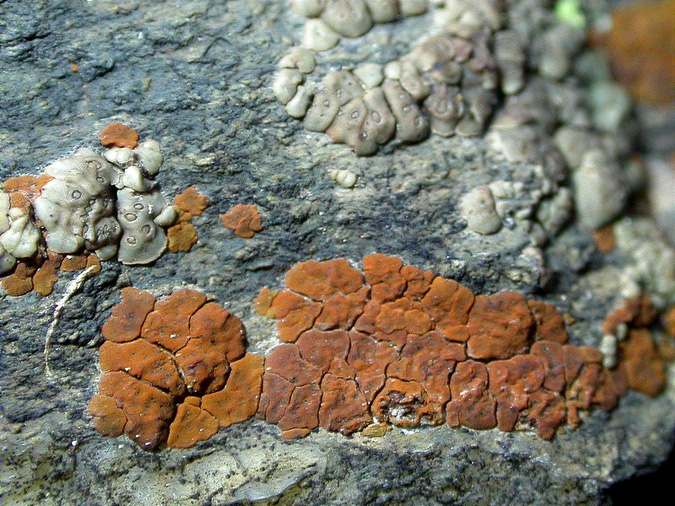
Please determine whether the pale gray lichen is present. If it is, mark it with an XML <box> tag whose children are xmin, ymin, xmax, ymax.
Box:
<box><xmin>29</xmin><ymin>139</ymin><xmax>176</xmax><ymax>266</ymax></box>
<box><xmin>459</xmin><ymin>185</ymin><xmax>501</xmax><ymax>235</ymax></box>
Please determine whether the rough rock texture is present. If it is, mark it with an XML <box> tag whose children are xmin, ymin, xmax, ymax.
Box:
<box><xmin>1</xmin><ymin>0</ymin><xmax>674</xmax><ymax>504</ymax></box>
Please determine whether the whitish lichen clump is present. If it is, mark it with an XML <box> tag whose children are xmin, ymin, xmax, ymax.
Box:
<box><xmin>1</xmin><ymin>128</ymin><xmax>178</xmax><ymax>286</ymax></box>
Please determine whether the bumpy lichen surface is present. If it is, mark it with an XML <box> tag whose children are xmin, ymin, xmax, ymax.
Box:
<box><xmin>89</xmin><ymin>287</ymin><xmax>263</xmax><ymax>450</ymax></box>
<box><xmin>256</xmin><ymin>254</ymin><xmax>669</xmax><ymax>440</ymax></box>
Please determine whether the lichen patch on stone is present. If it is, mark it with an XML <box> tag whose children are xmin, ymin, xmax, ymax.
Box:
<box><xmin>257</xmin><ymin>254</ymin><xmax>670</xmax><ymax>441</ymax></box>
<box><xmin>221</xmin><ymin>204</ymin><xmax>263</xmax><ymax>239</ymax></box>
<box><xmin>89</xmin><ymin>288</ymin><xmax>263</xmax><ymax>450</ymax></box>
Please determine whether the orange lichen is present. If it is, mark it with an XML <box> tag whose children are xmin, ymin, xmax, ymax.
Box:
<box><xmin>32</xmin><ymin>253</ymin><xmax>62</xmax><ymax>296</ymax></box>
<box><xmin>592</xmin><ymin>225</ymin><xmax>616</xmax><ymax>253</ymax></box>
<box><xmin>174</xmin><ymin>186</ymin><xmax>209</xmax><ymax>222</ymax></box>
<box><xmin>98</xmin><ymin>123</ymin><xmax>139</xmax><ymax>149</ymax></box>
<box><xmin>90</xmin><ymin>288</ymin><xmax>263</xmax><ymax>450</ymax></box>
<box><xmin>220</xmin><ymin>204</ymin><xmax>263</xmax><ymax>239</ymax></box>
<box><xmin>166</xmin><ymin>187</ymin><xmax>209</xmax><ymax>253</ymax></box>
<box><xmin>167</xmin><ymin>222</ymin><xmax>198</xmax><ymax>253</ymax></box>
<box><xmin>257</xmin><ymin>254</ymin><xmax>669</xmax><ymax>441</ymax></box>
<box><xmin>60</xmin><ymin>254</ymin><xmax>89</xmax><ymax>272</ymax></box>
<box><xmin>598</xmin><ymin>0</ymin><xmax>675</xmax><ymax>105</ymax></box>
<box><xmin>1</xmin><ymin>261</ymin><xmax>36</xmax><ymax>296</ymax></box>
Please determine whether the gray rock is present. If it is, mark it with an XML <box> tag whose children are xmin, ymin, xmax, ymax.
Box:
<box><xmin>0</xmin><ymin>0</ymin><xmax>673</xmax><ymax>504</ymax></box>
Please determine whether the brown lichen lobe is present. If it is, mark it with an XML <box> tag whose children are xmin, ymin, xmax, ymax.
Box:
<box><xmin>90</xmin><ymin>288</ymin><xmax>263</xmax><ymax>450</ymax></box>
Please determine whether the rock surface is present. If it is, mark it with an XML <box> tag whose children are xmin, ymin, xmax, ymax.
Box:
<box><xmin>1</xmin><ymin>0</ymin><xmax>674</xmax><ymax>505</ymax></box>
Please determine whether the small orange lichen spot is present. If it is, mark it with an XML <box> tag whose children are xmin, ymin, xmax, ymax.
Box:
<box><xmin>167</xmin><ymin>402</ymin><xmax>219</xmax><ymax>449</ymax></box>
<box><xmin>32</xmin><ymin>254</ymin><xmax>62</xmax><ymax>297</ymax></box>
<box><xmin>174</xmin><ymin>186</ymin><xmax>209</xmax><ymax>221</ymax></box>
<box><xmin>86</xmin><ymin>255</ymin><xmax>102</xmax><ymax>274</ymax></box>
<box><xmin>592</xmin><ymin>225</ymin><xmax>616</xmax><ymax>253</ymax></box>
<box><xmin>60</xmin><ymin>254</ymin><xmax>89</xmax><ymax>272</ymax></box>
<box><xmin>220</xmin><ymin>204</ymin><xmax>263</xmax><ymax>239</ymax></box>
<box><xmin>102</xmin><ymin>287</ymin><xmax>156</xmax><ymax>343</ymax></box>
<box><xmin>1</xmin><ymin>262</ymin><xmax>36</xmax><ymax>296</ymax></box>
<box><xmin>141</xmin><ymin>288</ymin><xmax>207</xmax><ymax>352</ymax></box>
<box><xmin>167</xmin><ymin>221</ymin><xmax>198</xmax><ymax>253</ymax></box>
<box><xmin>99</xmin><ymin>123</ymin><xmax>139</xmax><ymax>149</ymax></box>
<box><xmin>285</xmin><ymin>258</ymin><xmax>364</xmax><ymax>301</ymax></box>
<box><xmin>528</xmin><ymin>300</ymin><xmax>568</xmax><ymax>344</ymax></box>
<box><xmin>70</xmin><ymin>62</ymin><xmax>79</xmax><ymax>73</ymax></box>
<box><xmin>88</xmin><ymin>394</ymin><xmax>126</xmax><ymax>437</ymax></box>
<box><xmin>620</xmin><ymin>329</ymin><xmax>666</xmax><ymax>397</ymax></box>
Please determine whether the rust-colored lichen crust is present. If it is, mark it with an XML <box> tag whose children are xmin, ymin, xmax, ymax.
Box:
<box><xmin>89</xmin><ymin>288</ymin><xmax>263</xmax><ymax>450</ymax></box>
<box><xmin>167</xmin><ymin>186</ymin><xmax>209</xmax><ymax>253</ymax></box>
<box><xmin>257</xmin><ymin>254</ymin><xmax>669</xmax><ymax>441</ymax></box>
<box><xmin>98</xmin><ymin>123</ymin><xmax>140</xmax><ymax>149</ymax></box>
<box><xmin>220</xmin><ymin>204</ymin><xmax>263</xmax><ymax>239</ymax></box>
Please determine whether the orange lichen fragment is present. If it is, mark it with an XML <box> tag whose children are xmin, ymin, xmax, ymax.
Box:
<box><xmin>372</xmin><ymin>378</ymin><xmax>440</xmax><ymax>427</ymax></box>
<box><xmin>190</xmin><ymin>302</ymin><xmax>246</xmax><ymax>362</ymax></box>
<box><xmin>267</xmin><ymin>289</ymin><xmax>322</xmax><ymax>343</ymax></box>
<box><xmin>174</xmin><ymin>336</ymin><xmax>230</xmax><ymax>395</ymax></box>
<box><xmin>99</xmin><ymin>123</ymin><xmax>139</xmax><ymax>149</ymax></box>
<box><xmin>314</xmin><ymin>287</ymin><xmax>369</xmax><ymax>330</ymax></box>
<box><xmin>363</xmin><ymin>253</ymin><xmax>406</xmax><ymax>302</ymax></box>
<box><xmin>166</xmin><ymin>402</ymin><xmax>219</xmax><ymax>449</ymax></box>
<box><xmin>296</xmin><ymin>329</ymin><xmax>352</xmax><ymax>377</ymax></box>
<box><xmin>421</xmin><ymin>277</ymin><xmax>475</xmax><ymax>331</ymax></box>
<box><xmin>220</xmin><ymin>204</ymin><xmax>263</xmax><ymax>239</ymax></box>
<box><xmin>278</xmin><ymin>383</ymin><xmax>322</xmax><ymax>437</ymax></box>
<box><xmin>388</xmin><ymin>332</ymin><xmax>465</xmax><ymax>409</ymax></box>
<box><xmin>347</xmin><ymin>331</ymin><xmax>397</xmax><ymax>402</ymax></box>
<box><xmin>254</xmin><ymin>287</ymin><xmax>277</xmax><ymax>316</ymax></box>
<box><xmin>167</xmin><ymin>222</ymin><xmax>198</xmax><ymax>253</ymax></box>
<box><xmin>3</xmin><ymin>175</ymin><xmax>38</xmax><ymax>193</ymax></box>
<box><xmin>88</xmin><ymin>394</ymin><xmax>126</xmax><ymax>437</ymax></box>
<box><xmin>319</xmin><ymin>374</ymin><xmax>371</xmax><ymax>434</ymax></box>
<box><xmin>32</xmin><ymin>254</ymin><xmax>62</xmax><ymax>296</ymax></box>
<box><xmin>467</xmin><ymin>292</ymin><xmax>534</xmax><ymax>359</ymax></box>
<box><xmin>1</xmin><ymin>262</ymin><xmax>36</xmax><ymax>296</ymax></box>
<box><xmin>592</xmin><ymin>225</ymin><xmax>616</xmax><ymax>253</ymax></box>
<box><xmin>446</xmin><ymin>360</ymin><xmax>496</xmax><ymax>430</ymax></box>
<box><xmin>620</xmin><ymin>329</ymin><xmax>666</xmax><ymax>397</ymax></box>
<box><xmin>99</xmin><ymin>371</ymin><xmax>175</xmax><ymax>450</ymax></box>
<box><xmin>527</xmin><ymin>390</ymin><xmax>566</xmax><ymax>440</ymax></box>
<box><xmin>527</xmin><ymin>300</ymin><xmax>568</xmax><ymax>344</ymax></box>
<box><xmin>285</xmin><ymin>258</ymin><xmax>364</xmax><ymax>301</ymax></box>
<box><xmin>600</xmin><ymin>0</ymin><xmax>675</xmax><ymax>105</ymax></box>
<box><xmin>401</xmin><ymin>264</ymin><xmax>435</xmax><ymax>300</ymax></box>
<box><xmin>141</xmin><ymin>288</ymin><xmax>207</xmax><ymax>352</ymax></box>
<box><xmin>174</xmin><ymin>186</ymin><xmax>209</xmax><ymax>221</ymax></box>
<box><xmin>202</xmin><ymin>353</ymin><xmax>264</xmax><ymax>428</ymax></box>
<box><xmin>375</xmin><ymin>297</ymin><xmax>433</xmax><ymax>345</ymax></box>
<box><xmin>664</xmin><ymin>306</ymin><xmax>675</xmax><ymax>338</ymax></box>
<box><xmin>102</xmin><ymin>287</ymin><xmax>156</xmax><ymax>343</ymax></box>
<box><xmin>602</xmin><ymin>295</ymin><xmax>657</xmax><ymax>335</ymax></box>
<box><xmin>487</xmin><ymin>354</ymin><xmax>545</xmax><ymax>432</ymax></box>
<box><xmin>100</xmin><ymin>339</ymin><xmax>185</xmax><ymax>396</ymax></box>
<box><xmin>60</xmin><ymin>254</ymin><xmax>89</xmax><ymax>272</ymax></box>
<box><xmin>531</xmin><ymin>340</ymin><xmax>566</xmax><ymax>393</ymax></box>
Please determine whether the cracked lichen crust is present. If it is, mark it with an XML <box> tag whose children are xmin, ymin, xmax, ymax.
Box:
<box><xmin>90</xmin><ymin>287</ymin><xmax>263</xmax><ymax>450</ymax></box>
<box><xmin>256</xmin><ymin>254</ymin><xmax>670</xmax><ymax>440</ymax></box>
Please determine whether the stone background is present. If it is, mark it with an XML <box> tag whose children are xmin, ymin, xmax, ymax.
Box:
<box><xmin>1</xmin><ymin>1</ymin><xmax>673</xmax><ymax>504</ymax></box>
